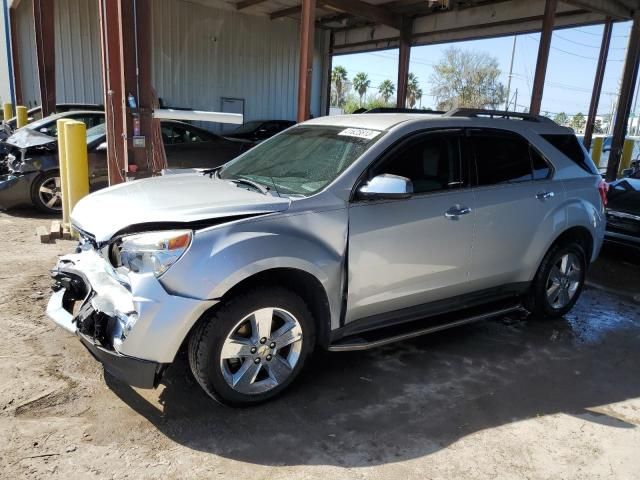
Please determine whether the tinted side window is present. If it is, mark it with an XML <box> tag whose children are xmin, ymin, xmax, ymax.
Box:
<box><xmin>542</xmin><ymin>134</ymin><xmax>598</xmax><ymax>174</ymax></box>
<box><xmin>531</xmin><ymin>147</ymin><xmax>551</xmax><ymax>179</ymax></box>
<box><xmin>472</xmin><ymin>134</ymin><xmax>532</xmax><ymax>185</ymax></box>
<box><xmin>374</xmin><ymin>133</ymin><xmax>462</xmax><ymax>194</ymax></box>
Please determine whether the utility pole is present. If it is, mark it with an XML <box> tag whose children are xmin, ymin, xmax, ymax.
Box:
<box><xmin>505</xmin><ymin>35</ymin><xmax>517</xmax><ymax>111</ymax></box>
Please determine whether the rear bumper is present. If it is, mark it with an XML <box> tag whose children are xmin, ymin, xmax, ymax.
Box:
<box><xmin>0</xmin><ymin>172</ymin><xmax>36</xmax><ymax>209</ymax></box>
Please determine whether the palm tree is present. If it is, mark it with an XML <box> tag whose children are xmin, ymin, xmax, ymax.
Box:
<box><xmin>352</xmin><ymin>72</ymin><xmax>371</xmax><ymax>106</ymax></box>
<box><xmin>407</xmin><ymin>73</ymin><xmax>422</xmax><ymax>109</ymax></box>
<box><xmin>331</xmin><ymin>66</ymin><xmax>348</xmax><ymax>107</ymax></box>
<box><xmin>378</xmin><ymin>80</ymin><xmax>395</xmax><ymax>104</ymax></box>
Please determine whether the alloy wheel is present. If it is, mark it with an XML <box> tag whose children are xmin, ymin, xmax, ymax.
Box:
<box><xmin>38</xmin><ymin>176</ymin><xmax>63</xmax><ymax>211</ymax></box>
<box><xmin>546</xmin><ymin>252</ymin><xmax>581</xmax><ymax>309</ymax></box>
<box><xmin>219</xmin><ymin>307</ymin><xmax>303</xmax><ymax>395</ymax></box>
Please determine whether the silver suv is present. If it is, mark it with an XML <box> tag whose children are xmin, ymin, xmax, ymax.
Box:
<box><xmin>47</xmin><ymin>109</ymin><xmax>606</xmax><ymax>406</ymax></box>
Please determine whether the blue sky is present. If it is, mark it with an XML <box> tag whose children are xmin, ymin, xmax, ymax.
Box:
<box><xmin>333</xmin><ymin>21</ymin><xmax>634</xmax><ymax>117</ymax></box>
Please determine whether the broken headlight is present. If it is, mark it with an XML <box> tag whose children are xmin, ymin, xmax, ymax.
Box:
<box><xmin>115</xmin><ymin>230</ymin><xmax>192</xmax><ymax>277</ymax></box>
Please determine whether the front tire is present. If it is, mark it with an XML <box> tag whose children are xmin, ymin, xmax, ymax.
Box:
<box><xmin>527</xmin><ymin>242</ymin><xmax>587</xmax><ymax>318</ymax></box>
<box><xmin>188</xmin><ymin>286</ymin><xmax>315</xmax><ymax>406</ymax></box>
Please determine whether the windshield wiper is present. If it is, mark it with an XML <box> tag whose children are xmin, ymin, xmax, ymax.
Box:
<box><xmin>229</xmin><ymin>177</ymin><xmax>269</xmax><ymax>194</ymax></box>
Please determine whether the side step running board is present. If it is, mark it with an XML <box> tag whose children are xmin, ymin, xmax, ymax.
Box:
<box><xmin>328</xmin><ymin>304</ymin><xmax>526</xmax><ymax>352</ymax></box>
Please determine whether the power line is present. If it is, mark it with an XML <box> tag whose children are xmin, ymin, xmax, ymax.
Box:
<box><xmin>525</xmin><ymin>35</ymin><xmax>625</xmax><ymax>61</ymax></box>
<box><xmin>553</xmin><ymin>32</ymin><xmax>626</xmax><ymax>50</ymax></box>
<box><xmin>574</xmin><ymin>27</ymin><xmax>630</xmax><ymax>38</ymax></box>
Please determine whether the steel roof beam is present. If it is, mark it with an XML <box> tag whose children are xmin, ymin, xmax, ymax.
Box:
<box><xmin>561</xmin><ymin>0</ymin><xmax>631</xmax><ymax>19</ymax></box>
<box><xmin>236</xmin><ymin>0</ymin><xmax>270</xmax><ymax>10</ymax></box>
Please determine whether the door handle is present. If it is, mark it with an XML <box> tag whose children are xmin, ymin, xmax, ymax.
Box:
<box><xmin>536</xmin><ymin>191</ymin><xmax>555</xmax><ymax>200</ymax></box>
<box><xmin>445</xmin><ymin>206</ymin><xmax>472</xmax><ymax>219</ymax></box>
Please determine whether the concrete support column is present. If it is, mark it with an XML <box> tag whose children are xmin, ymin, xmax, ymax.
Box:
<box><xmin>606</xmin><ymin>12</ymin><xmax>640</xmax><ymax>182</ymax></box>
<box><xmin>99</xmin><ymin>0</ymin><xmax>153</xmax><ymax>186</ymax></box>
<box><xmin>529</xmin><ymin>0</ymin><xmax>557</xmax><ymax>115</ymax></box>
<box><xmin>396</xmin><ymin>18</ymin><xmax>411</xmax><ymax>109</ymax></box>
<box><xmin>584</xmin><ymin>19</ymin><xmax>612</xmax><ymax>151</ymax></box>
<box><xmin>297</xmin><ymin>0</ymin><xmax>316</xmax><ymax>122</ymax></box>
<box><xmin>33</xmin><ymin>0</ymin><xmax>55</xmax><ymax>116</ymax></box>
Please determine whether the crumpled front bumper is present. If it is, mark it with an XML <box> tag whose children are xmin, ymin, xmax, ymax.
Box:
<box><xmin>0</xmin><ymin>172</ymin><xmax>37</xmax><ymax>209</ymax></box>
<box><xmin>47</xmin><ymin>249</ymin><xmax>216</xmax><ymax>388</ymax></box>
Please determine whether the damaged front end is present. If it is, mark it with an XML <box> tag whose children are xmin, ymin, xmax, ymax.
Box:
<box><xmin>47</xmin><ymin>235</ymin><xmax>215</xmax><ymax>389</ymax></box>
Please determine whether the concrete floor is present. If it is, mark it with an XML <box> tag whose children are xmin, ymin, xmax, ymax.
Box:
<box><xmin>1</xmin><ymin>209</ymin><xmax>639</xmax><ymax>479</ymax></box>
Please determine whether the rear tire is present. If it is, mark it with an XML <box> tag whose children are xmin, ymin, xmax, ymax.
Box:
<box><xmin>527</xmin><ymin>242</ymin><xmax>587</xmax><ymax>318</ymax></box>
<box><xmin>31</xmin><ymin>170</ymin><xmax>63</xmax><ymax>214</ymax></box>
<box><xmin>188</xmin><ymin>286</ymin><xmax>315</xmax><ymax>407</ymax></box>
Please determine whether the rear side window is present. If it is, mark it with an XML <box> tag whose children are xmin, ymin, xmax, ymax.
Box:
<box><xmin>542</xmin><ymin>134</ymin><xmax>598</xmax><ymax>174</ymax></box>
<box><xmin>531</xmin><ymin>148</ymin><xmax>551</xmax><ymax>179</ymax></box>
<box><xmin>471</xmin><ymin>134</ymin><xmax>533</xmax><ymax>185</ymax></box>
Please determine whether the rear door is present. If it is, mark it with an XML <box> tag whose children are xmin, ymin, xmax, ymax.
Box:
<box><xmin>466</xmin><ymin>128</ymin><xmax>558</xmax><ymax>290</ymax></box>
<box><xmin>346</xmin><ymin>129</ymin><xmax>476</xmax><ymax>323</ymax></box>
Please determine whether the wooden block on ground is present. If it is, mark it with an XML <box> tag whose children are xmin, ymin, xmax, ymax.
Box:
<box><xmin>50</xmin><ymin>220</ymin><xmax>61</xmax><ymax>240</ymax></box>
<box><xmin>37</xmin><ymin>226</ymin><xmax>51</xmax><ymax>244</ymax></box>
<box><xmin>62</xmin><ymin>226</ymin><xmax>73</xmax><ymax>240</ymax></box>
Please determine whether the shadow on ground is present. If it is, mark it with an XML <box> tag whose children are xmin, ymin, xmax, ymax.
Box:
<box><xmin>106</xmin><ymin>285</ymin><xmax>640</xmax><ymax>468</ymax></box>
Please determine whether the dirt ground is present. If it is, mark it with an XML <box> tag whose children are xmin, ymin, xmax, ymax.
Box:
<box><xmin>1</xmin><ymin>209</ymin><xmax>639</xmax><ymax>480</ymax></box>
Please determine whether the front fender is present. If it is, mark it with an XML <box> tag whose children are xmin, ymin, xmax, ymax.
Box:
<box><xmin>160</xmin><ymin>209</ymin><xmax>348</xmax><ymax>330</ymax></box>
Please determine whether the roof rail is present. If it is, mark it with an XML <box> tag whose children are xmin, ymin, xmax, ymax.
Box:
<box><xmin>443</xmin><ymin>108</ymin><xmax>557</xmax><ymax>124</ymax></box>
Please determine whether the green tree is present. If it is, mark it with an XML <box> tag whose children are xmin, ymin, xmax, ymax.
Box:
<box><xmin>378</xmin><ymin>80</ymin><xmax>395</xmax><ymax>104</ymax></box>
<box><xmin>407</xmin><ymin>73</ymin><xmax>423</xmax><ymax>109</ymax></box>
<box><xmin>430</xmin><ymin>46</ymin><xmax>505</xmax><ymax>110</ymax></box>
<box><xmin>352</xmin><ymin>72</ymin><xmax>371</xmax><ymax>106</ymax></box>
<box><xmin>331</xmin><ymin>66</ymin><xmax>348</xmax><ymax>107</ymax></box>
<box><xmin>594</xmin><ymin>119</ymin><xmax>604</xmax><ymax>134</ymax></box>
<box><xmin>571</xmin><ymin>112</ymin><xmax>586</xmax><ymax>133</ymax></box>
<box><xmin>553</xmin><ymin>112</ymin><xmax>569</xmax><ymax>126</ymax></box>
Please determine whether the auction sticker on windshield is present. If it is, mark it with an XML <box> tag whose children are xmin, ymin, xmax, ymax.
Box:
<box><xmin>338</xmin><ymin>128</ymin><xmax>381</xmax><ymax>140</ymax></box>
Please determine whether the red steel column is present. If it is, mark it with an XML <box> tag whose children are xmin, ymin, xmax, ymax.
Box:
<box><xmin>99</xmin><ymin>0</ymin><xmax>128</xmax><ymax>185</ymax></box>
<box><xmin>118</xmin><ymin>0</ymin><xmax>153</xmax><ymax>174</ymax></box>
<box><xmin>396</xmin><ymin>18</ymin><xmax>411</xmax><ymax>108</ymax></box>
<box><xmin>606</xmin><ymin>12</ymin><xmax>640</xmax><ymax>182</ymax></box>
<box><xmin>297</xmin><ymin>0</ymin><xmax>316</xmax><ymax>122</ymax></box>
<box><xmin>529</xmin><ymin>0</ymin><xmax>557</xmax><ymax>115</ymax></box>
<box><xmin>33</xmin><ymin>0</ymin><xmax>56</xmax><ymax>115</ymax></box>
<box><xmin>584</xmin><ymin>19</ymin><xmax>612</xmax><ymax>150</ymax></box>
<box><xmin>9</xmin><ymin>7</ymin><xmax>22</xmax><ymax>106</ymax></box>
<box><xmin>99</xmin><ymin>0</ymin><xmax>154</xmax><ymax>185</ymax></box>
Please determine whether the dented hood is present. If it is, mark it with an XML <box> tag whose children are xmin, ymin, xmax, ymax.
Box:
<box><xmin>71</xmin><ymin>173</ymin><xmax>291</xmax><ymax>242</ymax></box>
<box><xmin>6</xmin><ymin>128</ymin><xmax>56</xmax><ymax>149</ymax></box>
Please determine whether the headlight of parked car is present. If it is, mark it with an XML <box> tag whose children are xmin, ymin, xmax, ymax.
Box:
<box><xmin>115</xmin><ymin>230</ymin><xmax>192</xmax><ymax>277</ymax></box>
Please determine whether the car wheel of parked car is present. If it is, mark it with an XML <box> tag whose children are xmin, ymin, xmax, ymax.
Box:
<box><xmin>31</xmin><ymin>170</ymin><xmax>63</xmax><ymax>214</ymax></box>
<box><xmin>188</xmin><ymin>286</ymin><xmax>315</xmax><ymax>406</ymax></box>
<box><xmin>528</xmin><ymin>242</ymin><xmax>587</xmax><ymax>318</ymax></box>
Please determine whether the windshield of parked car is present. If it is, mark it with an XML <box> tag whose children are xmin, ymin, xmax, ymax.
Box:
<box><xmin>24</xmin><ymin>116</ymin><xmax>56</xmax><ymax>134</ymax></box>
<box><xmin>86</xmin><ymin>123</ymin><xmax>106</xmax><ymax>145</ymax></box>
<box><xmin>219</xmin><ymin>125</ymin><xmax>382</xmax><ymax>196</ymax></box>
<box><xmin>231</xmin><ymin>121</ymin><xmax>265</xmax><ymax>135</ymax></box>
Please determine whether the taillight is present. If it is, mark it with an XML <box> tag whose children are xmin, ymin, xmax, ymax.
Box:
<box><xmin>597</xmin><ymin>179</ymin><xmax>609</xmax><ymax>207</ymax></box>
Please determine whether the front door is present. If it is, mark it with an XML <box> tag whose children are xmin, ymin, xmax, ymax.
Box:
<box><xmin>346</xmin><ymin>130</ymin><xmax>476</xmax><ymax>324</ymax></box>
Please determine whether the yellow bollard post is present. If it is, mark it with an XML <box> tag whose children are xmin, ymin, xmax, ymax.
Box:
<box><xmin>16</xmin><ymin>106</ymin><xmax>28</xmax><ymax>128</ymax></box>
<box><xmin>3</xmin><ymin>102</ymin><xmax>13</xmax><ymax>122</ymax></box>
<box><xmin>64</xmin><ymin>121</ymin><xmax>89</xmax><ymax>236</ymax></box>
<box><xmin>591</xmin><ymin>137</ymin><xmax>603</xmax><ymax>168</ymax></box>
<box><xmin>57</xmin><ymin>119</ymin><xmax>73</xmax><ymax>228</ymax></box>
<box><xmin>619</xmin><ymin>138</ymin><xmax>635</xmax><ymax>176</ymax></box>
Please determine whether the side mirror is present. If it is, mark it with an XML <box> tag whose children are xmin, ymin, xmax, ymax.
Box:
<box><xmin>39</xmin><ymin>127</ymin><xmax>49</xmax><ymax>134</ymax></box>
<box><xmin>95</xmin><ymin>141</ymin><xmax>107</xmax><ymax>152</ymax></box>
<box><xmin>358</xmin><ymin>174</ymin><xmax>413</xmax><ymax>200</ymax></box>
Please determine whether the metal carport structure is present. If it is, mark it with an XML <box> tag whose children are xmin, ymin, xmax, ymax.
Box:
<box><xmin>4</xmin><ymin>0</ymin><xmax>640</xmax><ymax>183</ymax></box>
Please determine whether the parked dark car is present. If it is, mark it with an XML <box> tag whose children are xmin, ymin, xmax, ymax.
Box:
<box><xmin>224</xmin><ymin>120</ymin><xmax>295</xmax><ymax>143</ymax></box>
<box><xmin>1</xmin><ymin>110</ymin><xmax>106</xmax><ymax>174</ymax></box>
<box><xmin>605</xmin><ymin>161</ymin><xmax>640</xmax><ymax>247</ymax></box>
<box><xmin>0</xmin><ymin>120</ymin><xmax>249</xmax><ymax>213</ymax></box>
